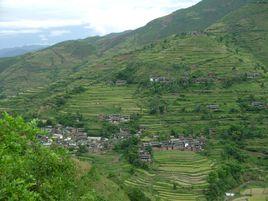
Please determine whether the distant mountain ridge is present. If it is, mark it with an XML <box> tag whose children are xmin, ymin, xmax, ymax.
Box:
<box><xmin>0</xmin><ymin>45</ymin><xmax>48</xmax><ymax>58</ymax></box>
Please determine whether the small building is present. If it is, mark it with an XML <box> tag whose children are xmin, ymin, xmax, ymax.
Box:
<box><xmin>193</xmin><ymin>77</ymin><xmax>209</xmax><ymax>84</ymax></box>
<box><xmin>139</xmin><ymin>150</ymin><xmax>152</xmax><ymax>162</ymax></box>
<box><xmin>251</xmin><ymin>101</ymin><xmax>265</xmax><ymax>109</ymax></box>
<box><xmin>74</xmin><ymin>132</ymin><xmax>88</xmax><ymax>141</ymax></box>
<box><xmin>207</xmin><ymin>104</ymin><xmax>220</xmax><ymax>111</ymax></box>
<box><xmin>225</xmin><ymin>192</ymin><xmax>235</xmax><ymax>197</ymax></box>
<box><xmin>115</xmin><ymin>80</ymin><xmax>127</xmax><ymax>86</ymax></box>
<box><xmin>88</xmin><ymin>137</ymin><xmax>102</xmax><ymax>142</ymax></box>
<box><xmin>246</xmin><ymin>72</ymin><xmax>261</xmax><ymax>79</ymax></box>
<box><xmin>104</xmin><ymin>114</ymin><xmax>131</xmax><ymax>124</ymax></box>
<box><xmin>150</xmin><ymin>76</ymin><xmax>169</xmax><ymax>83</ymax></box>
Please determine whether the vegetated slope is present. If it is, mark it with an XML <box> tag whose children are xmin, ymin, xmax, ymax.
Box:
<box><xmin>0</xmin><ymin>0</ymin><xmax>266</xmax><ymax>154</ymax></box>
<box><xmin>0</xmin><ymin>113</ymin><xmax>130</xmax><ymax>201</ymax></box>
<box><xmin>124</xmin><ymin>151</ymin><xmax>213</xmax><ymax>201</ymax></box>
<box><xmin>127</xmin><ymin>0</ymin><xmax>249</xmax><ymax>44</ymax></box>
<box><xmin>0</xmin><ymin>45</ymin><xmax>47</xmax><ymax>58</ymax></box>
<box><xmin>0</xmin><ymin>40</ymin><xmax>100</xmax><ymax>96</ymax></box>
<box><xmin>0</xmin><ymin>0</ymin><xmax>250</xmax><ymax>96</ymax></box>
<box><xmin>1</xmin><ymin>32</ymin><xmax>263</xmax><ymax>120</ymax></box>
<box><xmin>0</xmin><ymin>1</ymin><xmax>268</xmax><ymax>200</ymax></box>
<box><xmin>79</xmin><ymin>151</ymin><xmax>213</xmax><ymax>201</ymax></box>
<box><xmin>207</xmin><ymin>0</ymin><xmax>268</xmax><ymax>67</ymax></box>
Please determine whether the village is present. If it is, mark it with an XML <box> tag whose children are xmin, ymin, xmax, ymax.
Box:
<box><xmin>38</xmin><ymin>121</ymin><xmax>206</xmax><ymax>163</ymax></box>
<box><xmin>111</xmin><ymin>71</ymin><xmax>263</xmax><ymax>88</ymax></box>
<box><xmin>38</xmin><ymin>125</ymin><xmax>110</xmax><ymax>153</ymax></box>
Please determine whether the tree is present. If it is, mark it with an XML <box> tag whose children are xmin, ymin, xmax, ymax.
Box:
<box><xmin>173</xmin><ymin>183</ymin><xmax>177</xmax><ymax>190</ymax></box>
<box><xmin>0</xmin><ymin>113</ymin><xmax>104</xmax><ymax>201</ymax></box>
<box><xmin>206</xmin><ymin>163</ymin><xmax>244</xmax><ymax>201</ymax></box>
<box><xmin>127</xmin><ymin>188</ymin><xmax>151</xmax><ymax>201</ymax></box>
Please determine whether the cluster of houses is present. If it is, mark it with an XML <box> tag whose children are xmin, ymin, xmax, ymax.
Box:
<box><xmin>111</xmin><ymin>127</ymin><xmax>145</xmax><ymax>141</ymax></box>
<box><xmin>142</xmin><ymin>136</ymin><xmax>205</xmax><ymax>152</ymax></box>
<box><xmin>38</xmin><ymin>125</ymin><xmax>109</xmax><ymax>153</ymax></box>
<box><xmin>38</xmin><ymin>123</ymin><xmax>145</xmax><ymax>153</ymax></box>
<box><xmin>38</xmin><ymin>124</ymin><xmax>206</xmax><ymax>164</ymax></box>
<box><xmin>98</xmin><ymin>114</ymin><xmax>131</xmax><ymax>124</ymax></box>
<box><xmin>138</xmin><ymin>136</ymin><xmax>206</xmax><ymax>163</ymax></box>
<box><xmin>148</xmin><ymin>71</ymin><xmax>263</xmax><ymax>87</ymax></box>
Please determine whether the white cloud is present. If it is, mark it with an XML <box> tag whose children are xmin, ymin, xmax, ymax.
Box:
<box><xmin>0</xmin><ymin>29</ymin><xmax>41</xmax><ymax>36</ymax></box>
<box><xmin>0</xmin><ymin>19</ymin><xmax>84</xmax><ymax>29</ymax></box>
<box><xmin>49</xmin><ymin>30</ymin><xmax>71</xmax><ymax>37</ymax></box>
<box><xmin>0</xmin><ymin>0</ymin><xmax>201</xmax><ymax>35</ymax></box>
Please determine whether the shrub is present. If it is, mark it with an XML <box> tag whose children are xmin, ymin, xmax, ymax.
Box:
<box><xmin>127</xmin><ymin>187</ymin><xmax>151</xmax><ymax>201</ymax></box>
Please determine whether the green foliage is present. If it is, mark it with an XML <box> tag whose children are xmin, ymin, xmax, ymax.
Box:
<box><xmin>0</xmin><ymin>1</ymin><xmax>267</xmax><ymax>200</ymax></box>
<box><xmin>206</xmin><ymin>162</ymin><xmax>244</xmax><ymax>201</ymax></box>
<box><xmin>116</xmin><ymin>62</ymin><xmax>139</xmax><ymax>84</ymax></box>
<box><xmin>148</xmin><ymin>97</ymin><xmax>167</xmax><ymax>115</ymax></box>
<box><xmin>223</xmin><ymin>144</ymin><xmax>248</xmax><ymax>162</ymax></box>
<box><xmin>70</xmin><ymin>85</ymin><xmax>87</xmax><ymax>94</ymax></box>
<box><xmin>126</xmin><ymin>187</ymin><xmax>151</xmax><ymax>201</ymax></box>
<box><xmin>221</xmin><ymin>124</ymin><xmax>263</xmax><ymax>144</ymax></box>
<box><xmin>56</xmin><ymin>112</ymin><xmax>85</xmax><ymax>127</ymax></box>
<box><xmin>222</xmin><ymin>74</ymin><xmax>247</xmax><ymax>88</ymax></box>
<box><xmin>0</xmin><ymin>114</ymin><xmax>66</xmax><ymax>200</ymax></box>
<box><xmin>115</xmin><ymin>137</ymin><xmax>148</xmax><ymax>169</ymax></box>
<box><xmin>0</xmin><ymin>113</ymin><xmax>107</xmax><ymax>201</ymax></box>
<box><xmin>77</xmin><ymin>145</ymin><xmax>88</xmax><ymax>155</ymax></box>
<box><xmin>101</xmin><ymin>122</ymin><xmax>119</xmax><ymax>138</ymax></box>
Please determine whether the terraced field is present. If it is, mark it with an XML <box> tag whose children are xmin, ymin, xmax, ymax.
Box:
<box><xmin>0</xmin><ymin>86</ymin><xmax>47</xmax><ymax>113</ymax></box>
<box><xmin>233</xmin><ymin>188</ymin><xmax>268</xmax><ymax>201</ymax></box>
<box><xmin>58</xmin><ymin>84</ymin><xmax>140</xmax><ymax>132</ymax></box>
<box><xmin>63</xmin><ymin>85</ymin><xmax>140</xmax><ymax>117</ymax></box>
<box><xmin>124</xmin><ymin>151</ymin><xmax>214</xmax><ymax>201</ymax></box>
<box><xmin>138</xmin><ymin>83</ymin><xmax>268</xmax><ymax>136</ymax></box>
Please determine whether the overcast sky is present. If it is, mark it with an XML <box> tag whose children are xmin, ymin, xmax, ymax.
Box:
<box><xmin>0</xmin><ymin>0</ymin><xmax>201</xmax><ymax>48</ymax></box>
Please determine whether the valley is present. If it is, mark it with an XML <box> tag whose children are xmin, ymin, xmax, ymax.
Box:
<box><xmin>0</xmin><ymin>0</ymin><xmax>267</xmax><ymax>201</ymax></box>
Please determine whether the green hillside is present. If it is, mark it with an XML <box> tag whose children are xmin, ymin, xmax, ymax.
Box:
<box><xmin>0</xmin><ymin>114</ymin><xmax>129</xmax><ymax>201</ymax></box>
<box><xmin>0</xmin><ymin>0</ymin><xmax>252</xmax><ymax>97</ymax></box>
<box><xmin>207</xmin><ymin>1</ymin><xmax>268</xmax><ymax>66</ymax></box>
<box><xmin>128</xmin><ymin>0</ymin><xmax>250</xmax><ymax>44</ymax></box>
<box><xmin>0</xmin><ymin>0</ymin><xmax>268</xmax><ymax>200</ymax></box>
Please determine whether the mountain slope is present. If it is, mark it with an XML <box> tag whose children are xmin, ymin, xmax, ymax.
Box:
<box><xmin>0</xmin><ymin>1</ymin><xmax>267</xmax><ymax>200</ymax></box>
<box><xmin>0</xmin><ymin>0</ymin><xmax>251</xmax><ymax>96</ymax></box>
<box><xmin>128</xmin><ymin>0</ymin><xmax>250</xmax><ymax>44</ymax></box>
<box><xmin>207</xmin><ymin>1</ymin><xmax>268</xmax><ymax>66</ymax></box>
